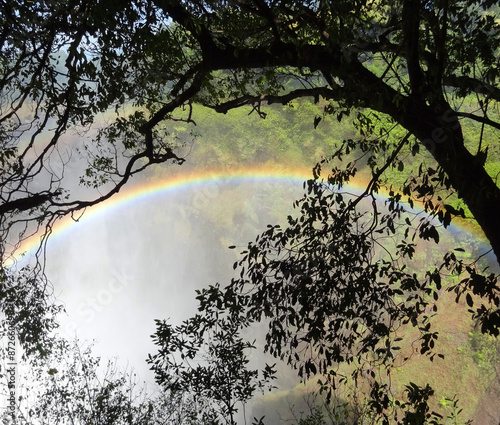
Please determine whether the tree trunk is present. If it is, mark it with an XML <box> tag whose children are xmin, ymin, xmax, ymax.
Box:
<box><xmin>403</xmin><ymin>98</ymin><xmax>500</xmax><ymax>264</ymax></box>
<box><xmin>343</xmin><ymin>61</ymin><xmax>500</xmax><ymax>265</ymax></box>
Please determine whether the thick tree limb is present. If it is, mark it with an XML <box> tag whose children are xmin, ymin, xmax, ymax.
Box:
<box><xmin>152</xmin><ymin>0</ymin><xmax>218</xmax><ymax>54</ymax></box>
<box><xmin>402</xmin><ymin>0</ymin><xmax>423</xmax><ymax>96</ymax></box>
<box><xmin>0</xmin><ymin>193</ymin><xmax>56</xmax><ymax>216</ymax></box>
<box><xmin>213</xmin><ymin>87</ymin><xmax>337</xmax><ymax>113</ymax></box>
<box><xmin>200</xmin><ymin>38</ymin><xmax>500</xmax><ymax>263</ymax></box>
<box><xmin>443</xmin><ymin>75</ymin><xmax>500</xmax><ymax>102</ymax></box>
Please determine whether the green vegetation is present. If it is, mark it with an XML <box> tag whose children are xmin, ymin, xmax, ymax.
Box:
<box><xmin>2</xmin><ymin>0</ymin><xmax>500</xmax><ymax>424</ymax></box>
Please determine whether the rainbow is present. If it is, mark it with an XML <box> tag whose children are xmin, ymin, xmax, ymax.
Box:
<box><xmin>12</xmin><ymin>165</ymin><xmax>317</xmax><ymax>262</ymax></box>
<box><xmin>11</xmin><ymin>164</ymin><xmax>489</xmax><ymax>264</ymax></box>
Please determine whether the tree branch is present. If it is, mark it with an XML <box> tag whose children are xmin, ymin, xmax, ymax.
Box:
<box><xmin>140</xmin><ymin>69</ymin><xmax>205</xmax><ymax>159</ymax></box>
<box><xmin>402</xmin><ymin>0</ymin><xmax>423</xmax><ymax>96</ymax></box>
<box><xmin>454</xmin><ymin>111</ymin><xmax>500</xmax><ymax>131</ymax></box>
<box><xmin>0</xmin><ymin>193</ymin><xmax>57</xmax><ymax>216</ymax></box>
<box><xmin>140</xmin><ymin>69</ymin><xmax>206</xmax><ymax>134</ymax></box>
<box><xmin>53</xmin><ymin>149</ymin><xmax>184</xmax><ymax>214</ymax></box>
<box><xmin>213</xmin><ymin>87</ymin><xmax>337</xmax><ymax>113</ymax></box>
<box><xmin>443</xmin><ymin>75</ymin><xmax>500</xmax><ymax>102</ymax></box>
<box><xmin>151</xmin><ymin>0</ymin><xmax>217</xmax><ymax>55</ymax></box>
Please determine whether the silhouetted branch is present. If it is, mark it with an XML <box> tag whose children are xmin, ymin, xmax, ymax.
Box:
<box><xmin>213</xmin><ymin>87</ymin><xmax>337</xmax><ymax>114</ymax></box>
<box><xmin>454</xmin><ymin>112</ymin><xmax>500</xmax><ymax>131</ymax></box>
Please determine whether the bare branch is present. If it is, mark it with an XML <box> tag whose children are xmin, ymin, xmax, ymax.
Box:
<box><xmin>454</xmin><ymin>111</ymin><xmax>500</xmax><ymax>131</ymax></box>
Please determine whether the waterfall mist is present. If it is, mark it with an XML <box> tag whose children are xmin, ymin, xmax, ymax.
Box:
<box><xmin>42</xmin><ymin>167</ymin><xmax>307</xmax><ymax>383</ymax></box>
